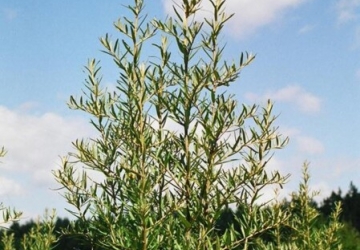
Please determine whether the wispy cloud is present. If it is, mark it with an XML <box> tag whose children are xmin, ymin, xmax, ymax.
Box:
<box><xmin>281</xmin><ymin>126</ymin><xmax>325</xmax><ymax>155</ymax></box>
<box><xmin>334</xmin><ymin>1</ymin><xmax>360</xmax><ymax>49</ymax></box>
<box><xmin>335</xmin><ymin>0</ymin><xmax>360</xmax><ymax>24</ymax></box>
<box><xmin>162</xmin><ymin>0</ymin><xmax>309</xmax><ymax>39</ymax></box>
<box><xmin>245</xmin><ymin>85</ymin><xmax>322</xmax><ymax>114</ymax></box>
<box><xmin>298</xmin><ymin>24</ymin><xmax>315</xmax><ymax>34</ymax></box>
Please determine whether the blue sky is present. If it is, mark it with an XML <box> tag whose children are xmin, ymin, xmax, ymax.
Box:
<box><xmin>1</xmin><ymin>0</ymin><xmax>360</xmax><ymax>219</ymax></box>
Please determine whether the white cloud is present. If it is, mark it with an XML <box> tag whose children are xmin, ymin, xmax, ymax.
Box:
<box><xmin>280</xmin><ymin>126</ymin><xmax>301</xmax><ymax>138</ymax></box>
<box><xmin>281</xmin><ymin>126</ymin><xmax>325</xmax><ymax>155</ymax></box>
<box><xmin>16</xmin><ymin>102</ymin><xmax>39</xmax><ymax>112</ymax></box>
<box><xmin>245</xmin><ymin>85</ymin><xmax>322</xmax><ymax>114</ymax></box>
<box><xmin>0</xmin><ymin>176</ymin><xmax>24</xmax><ymax>197</ymax></box>
<box><xmin>0</xmin><ymin>105</ymin><xmax>92</xmax><ymax>187</ymax></box>
<box><xmin>296</xmin><ymin>136</ymin><xmax>325</xmax><ymax>155</ymax></box>
<box><xmin>162</xmin><ymin>0</ymin><xmax>308</xmax><ymax>39</ymax></box>
<box><xmin>0</xmin><ymin>105</ymin><xmax>95</xmax><ymax>218</ymax></box>
<box><xmin>335</xmin><ymin>0</ymin><xmax>360</xmax><ymax>24</ymax></box>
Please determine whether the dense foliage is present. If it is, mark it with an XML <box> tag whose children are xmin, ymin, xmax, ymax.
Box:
<box><xmin>54</xmin><ymin>0</ymin><xmax>292</xmax><ymax>249</ymax></box>
<box><xmin>4</xmin><ymin>178</ymin><xmax>360</xmax><ymax>249</ymax></box>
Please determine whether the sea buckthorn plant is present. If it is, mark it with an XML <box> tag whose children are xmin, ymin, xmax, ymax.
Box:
<box><xmin>53</xmin><ymin>0</ymin><xmax>343</xmax><ymax>249</ymax></box>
